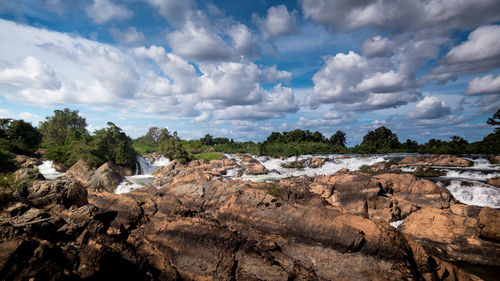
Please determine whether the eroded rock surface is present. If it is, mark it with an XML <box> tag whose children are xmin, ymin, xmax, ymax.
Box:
<box><xmin>399</xmin><ymin>155</ymin><xmax>472</xmax><ymax>167</ymax></box>
<box><xmin>64</xmin><ymin>160</ymin><xmax>132</xmax><ymax>192</ymax></box>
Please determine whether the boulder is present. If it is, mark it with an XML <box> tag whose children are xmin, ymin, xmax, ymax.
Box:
<box><xmin>400</xmin><ymin>206</ymin><xmax>500</xmax><ymax>266</ymax></box>
<box><xmin>487</xmin><ymin>177</ymin><xmax>500</xmax><ymax>188</ymax></box>
<box><xmin>65</xmin><ymin>159</ymin><xmax>94</xmax><ymax>186</ymax></box>
<box><xmin>489</xmin><ymin>155</ymin><xmax>500</xmax><ymax>164</ymax></box>
<box><xmin>399</xmin><ymin>155</ymin><xmax>472</xmax><ymax>167</ymax></box>
<box><xmin>308</xmin><ymin>157</ymin><xmax>326</xmax><ymax>168</ymax></box>
<box><xmin>14</xmin><ymin>168</ymin><xmax>45</xmax><ymax>181</ymax></box>
<box><xmin>87</xmin><ymin>162</ymin><xmax>125</xmax><ymax>192</ymax></box>
<box><xmin>14</xmin><ymin>155</ymin><xmax>42</xmax><ymax>168</ymax></box>
<box><xmin>28</xmin><ymin>179</ymin><xmax>88</xmax><ymax>208</ymax></box>
<box><xmin>51</xmin><ymin>161</ymin><xmax>68</xmax><ymax>172</ymax></box>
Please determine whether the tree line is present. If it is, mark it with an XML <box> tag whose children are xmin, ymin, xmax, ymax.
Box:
<box><xmin>0</xmin><ymin>108</ymin><xmax>499</xmax><ymax>173</ymax></box>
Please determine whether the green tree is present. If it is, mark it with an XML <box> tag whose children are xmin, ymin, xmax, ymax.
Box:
<box><xmin>200</xmin><ymin>134</ymin><xmax>214</xmax><ymax>146</ymax></box>
<box><xmin>159</xmin><ymin>131</ymin><xmax>190</xmax><ymax>163</ymax></box>
<box><xmin>330</xmin><ymin>131</ymin><xmax>346</xmax><ymax>147</ymax></box>
<box><xmin>92</xmin><ymin>122</ymin><xmax>136</xmax><ymax>167</ymax></box>
<box><xmin>360</xmin><ymin>126</ymin><xmax>400</xmax><ymax>152</ymax></box>
<box><xmin>39</xmin><ymin>108</ymin><xmax>88</xmax><ymax>146</ymax></box>
<box><xmin>0</xmin><ymin>119</ymin><xmax>41</xmax><ymax>155</ymax></box>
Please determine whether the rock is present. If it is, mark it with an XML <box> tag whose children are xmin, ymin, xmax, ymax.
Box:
<box><xmin>153</xmin><ymin>158</ymin><xmax>239</xmax><ymax>187</ymax></box>
<box><xmin>399</xmin><ymin>155</ymin><xmax>472</xmax><ymax>167</ymax></box>
<box><xmin>489</xmin><ymin>155</ymin><xmax>500</xmax><ymax>164</ymax></box>
<box><xmin>478</xmin><ymin>207</ymin><xmax>500</xmax><ymax>242</ymax></box>
<box><xmin>309</xmin><ymin>157</ymin><xmax>326</xmax><ymax>168</ymax></box>
<box><xmin>239</xmin><ymin>155</ymin><xmax>268</xmax><ymax>175</ymax></box>
<box><xmin>87</xmin><ymin>162</ymin><xmax>125</xmax><ymax>192</ymax></box>
<box><xmin>14</xmin><ymin>155</ymin><xmax>42</xmax><ymax>168</ymax></box>
<box><xmin>14</xmin><ymin>167</ymin><xmax>45</xmax><ymax>181</ymax></box>
<box><xmin>28</xmin><ymin>180</ymin><xmax>88</xmax><ymax>208</ymax></box>
<box><xmin>64</xmin><ymin>159</ymin><xmax>94</xmax><ymax>185</ymax></box>
<box><xmin>51</xmin><ymin>161</ymin><xmax>68</xmax><ymax>172</ymax></box>
<box><xmin>401</xmin><ymin>206</ymin><xmax>500</xmax><ymax>266</ymax></box>
<box><xmin>487</xmin><ymin>177</ymin><xmax>500</xmax><ymax>188</ymax></box>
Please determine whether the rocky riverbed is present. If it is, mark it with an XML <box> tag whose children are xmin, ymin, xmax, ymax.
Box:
<box><xmin>1</xmin><ymin>154</ymin><xmax>498</xmax><ymax>280</ymax></box>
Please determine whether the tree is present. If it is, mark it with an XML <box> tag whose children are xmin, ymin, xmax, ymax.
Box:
<box><xmin>487</xmin><ymin>108</ymin><xmax>500</xmax><ymax>132</ymax></box>
<box><xmin>92</xmin><ymin>122</ymin><xmax>136</xmax><ymax>167</ymax></box>
<box><xmin>361</xmin><ymin>126</ymin><xmax>400</xmax><ymax>152</ymax></box>
<box><xmin>39</xmin><ymin>108</ymin><xmax>88</xmax><ymax>146</ymax></box>
<box><xmin>200</xmin><ymin>134</ymin><xmax>214</xmax><ymax>146</ymax></box>
<box><xmin>159</xmin><ymin>131</ymin><xmax>190</xmax><ymax>163</ymax></box>
<box><xmin>330</xmin><ymin>131</ymin><xmax>346</xmax><ymax>147</ymax></box>
<box><xmin>6</xmin><ymin>120</ymin><xmax>42</xmax><ymax>154</ymax></box>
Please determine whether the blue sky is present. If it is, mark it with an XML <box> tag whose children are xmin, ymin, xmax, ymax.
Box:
<box><xmin>1</xmin><ymin>0</ymin><xmax>500</xmax><ymax>146</ymax></box>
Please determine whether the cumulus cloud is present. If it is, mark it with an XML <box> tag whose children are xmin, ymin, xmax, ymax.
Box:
<box><xmin>309</xmin><ymin>51</ymin><xmax>418</xmax><ymax>110</ymax></box>
<box><xmin>109</xmin><ymin>26</ymin><xmax>145</xmax><ymax>45</ymax></box>
<box><xmin>254</xmin><ymin>5</ymin><xmax>299</xmax><ymax>40</ymax></box>
<box><xmin>0</xmin><ymin>56</ymin><xmax>61</xmax><ymax>90</ymax></box>
<box><xmin>300</xmin><ymin>0</ymin><xmax>500</xmax><ymax>33</ymax></box>
<box><xmin>86</xmin><ymin>0</ymin><xmax>132</xmax><ymax>24</ymax></box>
<box><xmin>465</xmin><ymin>74</ymin><xmax>500</xmax><ymax>95</ymax></box>
<box><xmin>361</xmin><ymin>36</ymin><xmax>393</xmax><ymax>57</ymax></box>
<box><xmin>227</xmin><ymin>23</ymin><xmax>260</xmax><ymax>59</ymax></box>
<box><xmin>143</xmin><ymin>0</ymin><xmax>194</xmax><ymax>26</ymax></box>
<box><xmin>429</xmin><ymin>25</ymin><xmax>500</xmax><ymax>82</ymax></box>
<box><xmin>406</xmin><ymin>96</ymin><xmax>451</xmax><ymax>119</ymax></box>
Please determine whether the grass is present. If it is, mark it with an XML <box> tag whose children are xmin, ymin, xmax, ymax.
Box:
<box><xmin>193</xmin><ymin>152</ymin><xmax>224</xmax><ymax>161</ymax></box>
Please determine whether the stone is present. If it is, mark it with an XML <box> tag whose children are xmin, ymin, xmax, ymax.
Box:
<box><xmin>399</xmin><ymin>155</ymin><xmax>472</xmax><ymax>167</ymax></box>
<box><xmin>28</xmin><ymin>180</ymin><xmax>88</xmax><ymax>208</ymax></box>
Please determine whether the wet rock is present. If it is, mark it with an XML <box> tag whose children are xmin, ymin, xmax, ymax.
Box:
<box><xmin>28</xmin><ymin>180</ymin><xmax>88</xmax><ymax>208</ymax></box>
<box><xmin>478</xmin><ymin>207</ymin><xmax>500</xmax><ymax>242</ymax></box>
<box><xmin>87</xmin><ymin>162</ymin><xmax>125</xmax><ymax>192</ymax></box>
<box><xmin>14</xmin><ymin>155</ymin><xmax>42</xmax><ymax>168</ymax></box>
<box><xmin>489</xmin><ymin>155</ymin><xmax>500</xmax><ymax>164</ymax></box>
<box><xmin>239</xmin><ymin>155</ymin><xmax>268</xmax><ymax>175</ymax></box>
<box><xmin>487</xmin><ymin>177</ymin><xmax>500</xmax><ymax>188</ymax></box>
<box><xmin>399</xmin><ymin>155</ymin><xmax>472</xmax><ymax>167</ymax></box>
<box><xmin>14</xmin><ymin>167</ymin><xmax>45</xmax><ymax>181</ymax></box>
<box><xmin>401</xmin><ymin>206</ymin><xmax>500</xmax><ymax>266</ymax></box>
<box><xmin>308</xmin><ymin>157</ymin><xmax>326</xmax><ymax>168</ymax></box>
<box><xmin>64</xmin><ymin>159</ymin><xmax>94</xmax><ymax>186</ymax></box>
<box><xmin>51</xmin><ymin>161</ymin><xmax>68</xmax><ymax>172</ymax></box>
<box><xmin>153</xmin><ymin>158</ymin><xmax>239</xmax><ymax>187</ymax></box>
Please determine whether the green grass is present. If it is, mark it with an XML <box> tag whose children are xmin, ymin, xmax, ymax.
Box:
<box><xmin>193</xmin><ymin>152</ymin><xmax>224</xmax><ymax>161</ymax></box>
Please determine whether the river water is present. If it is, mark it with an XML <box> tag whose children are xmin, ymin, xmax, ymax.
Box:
<box><xmin>37</xmin><ymin>154</ymin><xmax>500</xmax><ymax>208</ymax></box>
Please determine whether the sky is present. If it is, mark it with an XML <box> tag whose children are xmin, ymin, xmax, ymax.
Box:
<box><xmin>0</xmin><ymin>0</ymin><xmax>500</xmax><ymax>146</ymax></box>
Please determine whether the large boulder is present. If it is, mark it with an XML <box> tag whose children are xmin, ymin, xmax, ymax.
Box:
<box><xmin>487</xmin><ymin>177</ymin><xmax>500</xmax><ymax>188</ymax></box>
<box><xmin>64</xmin><ymin>159</ymin><xmax>94</xmax><ymax>186</ymax></box>
<box><xmin>87</xmin><ymin>162</ymin><xmax>126</xmax><ymax>192</ymax></box>
<box><xmin>28</xmin><ymin>179</ymin><xmax>88</xmax><ymax>208</ymax></box>
<box><xmin>14</xmin><ymin>168</ymin><xmax>45</xmax><ymax>181</ymax></box>
<box><xmin>399</xmin><ymin>155</ymin><xmax>472</xmax><ymax>167</ymax></box>
<box><xmin>14</xmin><ymin>155</ymin><xmax>42</xmax><ymax>168</ymax></box>
<box><xmin>239</xmin><ymin>155</ymin><xmax>268</xmax><ymax>175</ymax></box>
<box><xmin>400</xmin><ymin>206</ymin><xmax>500</xmax><ymax>266</ymax></box>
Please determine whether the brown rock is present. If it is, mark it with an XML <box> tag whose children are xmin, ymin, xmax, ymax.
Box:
<box><xmin>401</xmin><ymin>206</ymin><xmax>500</xmax><ymax>266</ymax></box>
<box><xmin>308</xmin><ymin>157</ymin><xmax>326</xmax><ymax>168</ymax></box>
<box><xmin>14</xmin><ymin>155</ymin><xmax>42</xmax><ymax>168</ymax></box>
<box><xmin>489</xmin><ymin>155</ymin><xmax>500</xmax><ymax>164</ymax></box>
<box><xmin>87</xmin><ymin>162</ymin><xmax>125</xmax><ymax>192</ymax></box>
<box><xmin>28</xmin><ymin>179</ymin><xmax>88</xmax><ymax>208</ymax></box>
<box><xmin>478</xmin><ymin>207</ymin><xmax>500</xmax><ymax>242</ymax></box>
<box><xmin>65</xmin><ymin>159</ymin><xmax>94</xmax><ymax>186</ymax></box>
<box><xmin>14</xmin><ymin>167</ymin><xmax>45</xmax><ymax>181</ymax></box>
<box><xmin>487</xmin><ymin>177</ymin><xmax>500</xmax><ymax>188</ymax></box>
<box><xmin>51</xmin><ymin>161</ymin><xmax>68</xmax><ymax>172</ymax></box>
<box><xmin>399</xmin><ymin>155</ymin><xmax>472</xmax><ymax>167</ymax></box>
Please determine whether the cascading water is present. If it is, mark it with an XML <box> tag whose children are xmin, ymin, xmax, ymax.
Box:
<box><xmin>37</xmin><ymin>160</ymin><xmax>64</xmax><ymax>180</ymax></box>
<box><xmin>115</xmin><ymin>155</ymin><xmax>171</xmax><ymax>194</ymax></box>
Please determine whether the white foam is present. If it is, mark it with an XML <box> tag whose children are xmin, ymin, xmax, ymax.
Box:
<box><xmin>37</xmin><ymin>160</ymin><xmax>64</xmax><ymax>180</ymax></box>
<box><xmin>401</xmin><ymin>166</ymin><xmax>417</xmax><ymax>173</ymax></box>
<box><xmin>445</xmin><ymin>180</ymin><xmax>500</xmax><ymax>208</ymax></box>
<box><xmin>442</xmin><ymin>170</ymin><xmax>500</xmax><ymax>181</ymax></box>
<box><xmin>237</xmin><ymin>155</ymin><xmax>385</xmax><ymax>182</ymax></box>
<box><xmin>390</xmin><ymin>219</ymin><xmax>405</xmax><ymax>229</ymax></box>
<box><xmin>115</xmin><ymin>175</ymin><xmax>154</xmax><ymax>194</ymax></box>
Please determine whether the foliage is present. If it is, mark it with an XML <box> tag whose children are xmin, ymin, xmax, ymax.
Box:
<box><xmin>0</xmin><ymin>119</ymin><xmax>42</xmax><ymax>155</ymax></box>
<box><xmin>358</xmin><ymin>126</ymin><xmax>400</xmax><ymax>153</ymax></box>
<box><xmin>92</xmin><ymin>122</ymin><xmax>136</xmax><ymax>168</ymax></box>
<box><xmin>330</xmin><ymin>130</ymin><xmax>346</xmax><ymax>147</ymax></box>
<box><xmin>487</xmin><ymin>108</ymin><xmax>500</xmax><ymax>132</ymax></box>
<box><xmin>39</xmin><ymin>108</ymin><xmax>88</xmax><ymax>146</ymax></box>
<box><xmin>0</xmin><ymin>149</ymin><xmax>17</xmax><ymax>173</ymax></box>
<box><xmin>0</xmin><ymin>172</ymin><xmax>34</xmax><ymax>205</ymax></box>
<box><xmin>193</xmin><ymin>152</ymin><xmax>224</xmax><ymax>161</ymax></box>
<box><xmin>158</xmin><ymin>132</ymin><xmax>190</xmax><ymax>163</ymax></box>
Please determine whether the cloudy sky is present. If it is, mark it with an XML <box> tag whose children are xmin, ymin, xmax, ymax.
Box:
<box><xmin>1</xmin><ymin>0</ymin><xmax>499</xmax><ymax>145</ymax></box>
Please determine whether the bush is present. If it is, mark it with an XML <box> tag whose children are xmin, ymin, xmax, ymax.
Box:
<box><xmin>193</xmin><ymin>152</ymin><xmax>224</xmax><ymax>161</ymax></box>
<box><xmin>0</xmin><ymin>149</ymin><xmax>16</xmax><ymax>173</ymax></box>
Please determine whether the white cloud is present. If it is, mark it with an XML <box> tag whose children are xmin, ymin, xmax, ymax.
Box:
<box><xmin>362</xmin><ymin>36</ymin><xmax>393</xmax><ymax>57</ymax></box>
<box><xmin>300</xmin><ymin>0</ymin><xmax>500</xmax><ymax>33</ymax></box>
<box><xmin>406</xmin><ymin>96</ymin><xmax>451</xmax><ymax>119</ymax></box>
<box><xmin>109</xmin><ymin>26</ymin><xmax>145</xmax><ymax>45</ymax></box>
<box><xmin>254</xmin><ymin>5</ymin><xmax>299</xmax><ymax>40</ymax></box>
<box><xmin>0</xmin><ymin>56</ymin><xmax>61</xmax><ymax>90</ymax></box>
<box><xmin>429</xmin><ymin>25</ymin><xmax>500</xmax><ymax>82</ymax></box>
<box><xmin>86</xmin><ymin>0</ymin><xmax>132</xmax><ymax>24</ymax></box>
<box><xmin>143</xmin><ymin>0</ymin><xmax>194</xmax><ymax>26</ymax></box>
<box><xmin>465</xmin><ymin>74</ymin><xmax>500</xmax><ymax>95</ymax></box>
<box><xmin>227</xmin><ymin>23</ymin><xmax>260</xmax><ymax>59</ymax></box>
